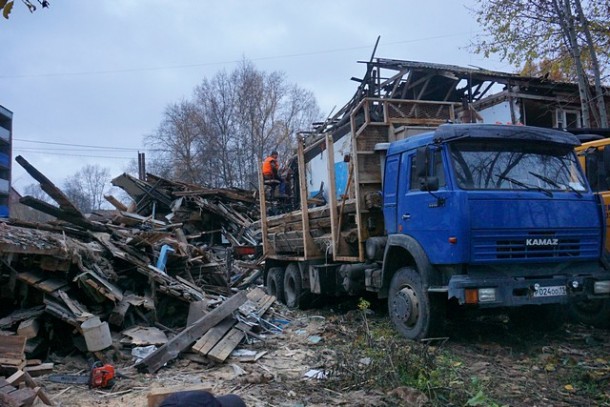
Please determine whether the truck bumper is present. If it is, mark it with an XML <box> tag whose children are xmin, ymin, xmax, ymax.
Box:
<box><xmin>446</xmin><ymin>272</ymin><xmax>610</xmax><ymax>307</ymax></box>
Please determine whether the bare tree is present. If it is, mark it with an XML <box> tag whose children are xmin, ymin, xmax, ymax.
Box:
<box><xmin>145</xmin><ymin>100</ymin><xmax>206</xmax><ymax>185</ymax></box>
<box><xmin>63</xmin><ymin>164</ymin><xmax>110</xmax><ymax>212</ymax></box>
<box><xmin>145</xmin><ymin>59</ymin><xmax>321</xmax><ymax>189</ymax></box>
<box><xmin>194</xmin><ymin>71</ymin><xmax>239</xmax><ymax>187</ymax></box>
<box><xmin>470</xmin><ymin>0</ymin><xmax>609</xmax><ymax>127</ymax></box>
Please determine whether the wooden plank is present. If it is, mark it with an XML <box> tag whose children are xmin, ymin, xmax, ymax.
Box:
<box><xmin>0</xmin><ymin>336</ymin><xmax>26</xmax><ymax>353</ymax></box>
<box><xmin>18</xmin><ymin>196</ymin><xmax>107</xmax><ymax>232</ymax></box>
<box><xmin>0</xmin><ymin>336</ymin><xmax>26</xmax><ymax>368</ymax></box>
<box><xmin>6</xmin><ymin>370</ymin><xmax>54</xmax><ymax>406</ymax></box>
<box><xmin>245</xmin><ymin>287</ymin><xmax>266</xmax><ymax>303</ymax></box>
<box><xmin>0</xmin><ymin>358</ymin><xmax>25</xmax><ymax>367</ymax></box>
<box><xmin>297</xmin><ymin>140</ymin><xmax>321</xmax><ymax>259</ymax></box>
<box><xmin>134</xmin><ymin>291</ymin><xmax>247</xmax><ymax>373</ymax></box>
<box><xmin>109</xmin><ymin>297</ymin><xmax>131</xmax><ymax>327</ymax></box>
<box><xmin>191</xmin><ymin>317</ymin><xmax>235</xmax><ymax>356</ymax></box>
<box><xmin>16</xmin><ymin>319</ymin><xmax>39</xmax><ymax>339</ymax></box>
<box><xmin>4</xmin><ymin>387</ymin><xmax>36</xmax><ymax>406</ymax></box>
<box><xmin>186</xmin><ymin>300</ymin><xmax>208</xmax><ymax>327</ymax></box>
<box><xmin>206</xmin><ymin>325</ymin><xmax>246</xmax><ymax>363</ymax></box>
<box><xmin>15</xmin><ymin>155</ymin><xmax>82</xmax><ymax>216</ymax></box>
<box><xmin>0</xmin><ymin>384</ymin><xmax>15</xmax><ymax>395</ymax></box>
<box><xmin>104</xmin><ymin>194</ymin><xmax>128</xmax><ymax>211</ymax></box>
<box><xmin>34</xmin><ymin>278</ymin><xmax>69</xmax><ymax>294</ymax></box>
<box><xmin>56</xmin><ymin>290</ymin><xmax>88</xmax><ymax>317</ymax></box>
<box><xmin>15</xmin><ymin>271</ymin><xmax>46</xmax><ymax>286</ymax></box>
<box><xmin>33</xmin><ymin>386</ymin><xmax>55</xmax><ymax>406</ymax></box>
<box><xmin>23</xmin><ymin>363</ymin><xmax>54</xmax><ymax>377</ymax></box>
<box><xmin>43</xmin><ymin>298</ymin><xmax>79</xmax><ymax>328</ymax></box>
<box><xmin>78</xmin><ymin>272</ymin><xmax>124</xmax><ymax>302</ymax></box>
<box><xmin>6</xmin><ymin>370</ymin><xmax>26</xmax><ymax>385</ymax></box>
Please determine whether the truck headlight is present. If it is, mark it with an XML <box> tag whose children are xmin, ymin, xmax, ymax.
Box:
<box><xmin>478</xmin><ymin>288</ymin><xmax>497</xmax><ymax>303</ymax></box>
<box><xmin>594</xmin><ymin>281</ymin><xmax>610</xmax><ymax>294</ymax></box>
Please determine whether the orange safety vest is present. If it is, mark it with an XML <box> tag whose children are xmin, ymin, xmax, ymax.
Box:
<box><xmin>262</xmin><ymin>156</ymin><xmax>277</xmax><ymax>177</ymax></box>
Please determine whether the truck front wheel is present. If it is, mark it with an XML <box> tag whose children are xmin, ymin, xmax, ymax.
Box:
<box><xmin>388</xmin><ymin>267</ymin><xmax>445</xmax><ymax>340</ymax></box>
<box><xmin>266</xmin><ymin>267</ymin><xmax>285</xmax><ymax>304</ymax></box>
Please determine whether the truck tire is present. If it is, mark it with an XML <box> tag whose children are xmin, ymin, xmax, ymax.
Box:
<box><xmin>283</xmin><ymin>263</ymin><xmax>312</xmax><ymax>309</ymax></box>
<box><xmin>388</xmin><ymin>267</ymin><xmax>445</xmax><ymax>340</ymax></box>
<box><xmin>266</xmin><ymin>267</ymin><xmax>285</xmax><ymax>304</ymax></box>
<box><xmin>567</xmin><ymin>298</ymin><xmax>610</xmax><ymax>328</ymax></box>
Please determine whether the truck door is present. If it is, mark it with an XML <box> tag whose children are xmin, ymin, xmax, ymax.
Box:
<box><xmin>382</xmin><ymin>154</ymin><xmax>400</xmax><ymax>234</ymax></box>
<box><xmin>397</xmin><ymin>147</ymin><xmax>453</xmax><ymax>261</ymax></box>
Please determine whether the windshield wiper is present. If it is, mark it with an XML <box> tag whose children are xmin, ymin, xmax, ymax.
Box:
<box><xmin>496</xmin><ymin>174</ymin><xmax>552</xmax><ymax>197</ymax></box>
<box><xmin>529</xmin><ymin>171</ymin><xmax>582</xmax><ymax>197</ymax></box>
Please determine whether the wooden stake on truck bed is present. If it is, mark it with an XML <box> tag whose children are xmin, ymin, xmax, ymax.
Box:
<box><xmin>297</xmin><ymin>138</ymin><xmax>321</xmax><ymax>258</ymax></box>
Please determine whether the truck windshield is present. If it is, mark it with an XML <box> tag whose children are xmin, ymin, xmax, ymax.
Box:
<box><xmin>449</xmin><ymin>139</ymin><xmax>587</xmax><ymax>192</ymax></box>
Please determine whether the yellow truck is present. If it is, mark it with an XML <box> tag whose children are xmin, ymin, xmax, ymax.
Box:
<box><xmin>574</xmin><ymin>135</ymin><xmax>610</xmax><ymax>326</ymax></box>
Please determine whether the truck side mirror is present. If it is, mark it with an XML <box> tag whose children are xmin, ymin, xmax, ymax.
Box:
<box><xmin>415</xmin><ymin>146</ymin><xmax>439</xmax><ymax>192</ymax></box>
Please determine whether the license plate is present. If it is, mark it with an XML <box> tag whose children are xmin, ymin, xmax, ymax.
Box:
<box><xmin>533</xmin><ymin>285</ymin><xmax>567</xmax><ymax>297</ymax></box>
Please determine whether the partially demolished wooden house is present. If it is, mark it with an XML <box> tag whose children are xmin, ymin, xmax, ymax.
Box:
<box><xmin>262</xmin><ymin>57</ymin><xmax>610</xmax><ymax>263</ymax></box>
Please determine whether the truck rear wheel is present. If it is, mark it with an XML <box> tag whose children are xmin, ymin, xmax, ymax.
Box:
<box><xmin>388</xmin><ymin>267</ymin><xmax>445</xmax><ymax>340</ymax></box>
<box><xmin>266</xmin><ymin>267</ymin><xmax>285</xmax><ymax>304</ymax></box>
<box><xmin>284</xmin><ymin>263</ymin><xmax>312</xmax><ymax>309</ymax></box>
<box><xmin>567</xmin><ymin>297</ymin><xmax>610</xmax><ymax>328</ymax></box>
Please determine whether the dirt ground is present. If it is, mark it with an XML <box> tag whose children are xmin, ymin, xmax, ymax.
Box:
<box><xmin>35</xmin><ymin>300</ymin><xmax>610</xmax><ymax>407</ymax></box>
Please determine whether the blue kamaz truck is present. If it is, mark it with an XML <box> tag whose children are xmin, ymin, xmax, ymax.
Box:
<box><xmin>259</xmin><ymin>123</ymin><xmax>610</xmax><ymax>339</ymax></box>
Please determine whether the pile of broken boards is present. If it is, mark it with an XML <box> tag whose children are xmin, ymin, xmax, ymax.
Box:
<box><xmin>0</xmin><ymin>157</ymin><xmax>276</xmax><ymax>404</ymax></box>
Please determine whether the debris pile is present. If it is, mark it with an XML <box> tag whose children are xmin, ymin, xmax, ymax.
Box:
<box><xmin>0</xmin><ymin>156</ymin><xmax>272</xmax><ymax>386</ymax></box>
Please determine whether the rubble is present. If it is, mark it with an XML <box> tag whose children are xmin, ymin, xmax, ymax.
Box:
<box><xmin>0</xmin><ymin>157</ymin><xmax>273</xmax><ymax>393</ymax></box>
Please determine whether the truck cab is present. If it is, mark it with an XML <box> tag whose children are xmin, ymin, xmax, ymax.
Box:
<box><xmin>380</xmin><ymin>124</ymin><xmax>610</xmax><ymax>338</ymax></box>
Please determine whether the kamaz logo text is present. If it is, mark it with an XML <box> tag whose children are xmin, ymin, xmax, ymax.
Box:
<box><xmin>526</xmin><ymin>238</ymin><xmax>559</xmax><ymax>246</ymax></box>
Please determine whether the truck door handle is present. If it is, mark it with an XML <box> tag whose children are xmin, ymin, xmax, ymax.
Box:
<box><xmin>402</xmin><ymin>213</ymin><xmax>411</xmax><ymax>220</ymax></box>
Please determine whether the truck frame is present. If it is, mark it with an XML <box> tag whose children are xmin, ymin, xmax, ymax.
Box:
<box><xmin>258</xmin><ymin>99</ymin><xmax>610</xmax><ymax>340</ymax></box>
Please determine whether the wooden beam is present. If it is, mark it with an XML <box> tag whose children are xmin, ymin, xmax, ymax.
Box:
<box><xmin>134</xmin><ymin>291</ymin><xmax>247</xmax><ymax>373</ymax></box>
<box><xmin>15</xmin><ymin>155</ymin><xmax>82</xmax><ymax>217</ymax></box>
<box><xmin>325</xmin><ymin>133</ymin><xmax>339</xmax><ymax>260</ymax></box>
<box><xmin>104</xmin><ymin>194</ymin><xmax>128</xmax><ymax>211</ymax></box>
<box><xmin>297</xmin><ymin>139</ymin><xmax>321</xmax><ymax>259</ymax></box>
<box><xmin>257</xmin><ymin>159</ymin><xmax>272</xmax><ymax>256</ymax></box>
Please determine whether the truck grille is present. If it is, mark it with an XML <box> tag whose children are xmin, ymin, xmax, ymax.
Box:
<box><xmin>471</xmin><ymin>229</ymin><xmax>599</xmax><ymax>262</ymax></box>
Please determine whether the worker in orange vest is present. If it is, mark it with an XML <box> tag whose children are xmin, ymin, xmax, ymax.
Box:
<box><xmin>262</xmin><ymin>151</ymin><xmax>280</xmax><ymax>181</ymax></box>
<box><xmin>262</xmin><ymin>150</ymin><xmax>288</xmax><ymax>198</ymax></box>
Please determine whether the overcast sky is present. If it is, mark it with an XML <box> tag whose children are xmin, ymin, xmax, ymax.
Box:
<box><xmin>2</xmin><ymin>1</ymin><xmax>513</xmax><ymax>193</ymax></box>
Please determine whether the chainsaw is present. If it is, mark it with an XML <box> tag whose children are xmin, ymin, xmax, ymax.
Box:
<box><xmin>48</xmin><ymin>361</ymin><xmax>115</xmax><ymax>388</ymax></box>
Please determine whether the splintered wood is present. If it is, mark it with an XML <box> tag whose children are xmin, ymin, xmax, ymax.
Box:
<box><xmin>0</xmin><ymin>158</ymin><xmax>266</xmax><ymax>371</ymax></box>
<box><xmin>192</xmin><ymin>288</ymin><xmax>276</xmax><ymax>363</ymax></box>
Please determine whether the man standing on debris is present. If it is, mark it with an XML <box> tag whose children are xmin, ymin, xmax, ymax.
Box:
<box><xmin>262</xmin><ymin>150</ymin><xmax>280</xmax><ymax>181</ymax></box>
<box><xmin>262</xmin><ymin>150</ymin><xmax>286</xmax><ymax>198</ymax></box>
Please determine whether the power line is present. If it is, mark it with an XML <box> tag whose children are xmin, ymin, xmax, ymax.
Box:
<box><xmin>13</xmin><ymin>138</ymin><xmax>142</xmax><ymax>151</ymax></box>
<box><xmin>12</xmin><ymin>150</ymin><xmax>136</xmax><ymax>160</ymax></box>
<box><xmin>0</xmin><ymin>33</ymin><xmax>476</xmax><ymax>79</ymax></box>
